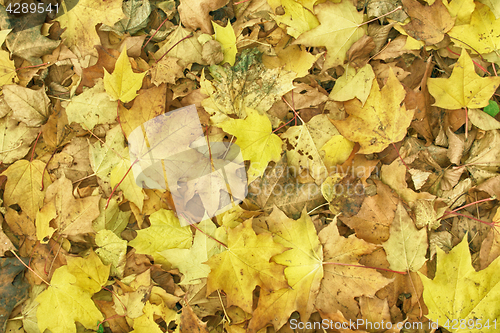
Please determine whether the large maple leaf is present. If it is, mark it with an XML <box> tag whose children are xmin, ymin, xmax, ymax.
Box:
<box><xmin>36</xmin><ymin>251</ymin><xmax>110</xmax><ymax>333</ymax></box>
<box><xmin>205</xmin><ymin>219</ymin><xmax>288</xmax><ymax>314</ymax></box>
<box><xmin>333</xmin><ymin>69</ymin><xmax>415</xmax><ymax>154</ymax></box>
<box><xmin>428</xmin><ymin>49</ymin><xmax>500</xmax><ymax>109</ymax></box>
<box><xmin>248</xmin><ymin>208</ymin><xmax>323</xmax><ymax>332</ymax></box>
<box><xmin>419</xmin><ymin>235</ymin><xmax>500</xmax><ymax>332</ymax></box>
<box><xmin>104</xmin><ymin>47</ymin><xmax>147</xmax><ymax>103</ymax></box>
<box><xmin>217</xmin><ymin>108</ymin><xmax>282</xmax><ymax>182</ymax></box>
<box><xmin>294</xmin><ymin>1</ymin><xmax>366</xmax><ymax>70</ymax></box>
<box><xmin>315</xmin><ymin>221</ymin><xmax>393</xmax><ymax>320</ymax></box>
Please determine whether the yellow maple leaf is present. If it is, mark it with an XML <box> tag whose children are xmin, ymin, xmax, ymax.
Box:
<box><xmin>268</xmin><ymin>0</ymin><xmax>319</xmax><ymax>38</ymax></box>
<box><xmin>160</xmin><ymin>219</ymin><xmax>224</xmax><ymax>285</ymax></box>
<box><xmin>281</xmin><ymin>114</ymin><xmax>340</xmax><ymax>183</ymax></box>
<box><xmin>248</xmin><ymin>208</ymin><xmax>323</xmax><ymax>332</ymax></box>
<box><xmin>382</xmin><ymin>202</ymin><xmax>428</xmax><ymax>272</ymax></box>
<box><xmin>205</xmin><ymin>219</ymin><xmax>288</xmax><ymax>313</ymax></box>
<box><xmin>66</xmin><ymin>79</ymin><xmax>118</xmax><ymax>130</ymax></box>
<box><xmin>263</xmin><ymin>37</ymin><xmax>322</xmax><ymax>78</ymax></box>
<box><xmin>428</xmin><ymin>49</ymin><xmax>500</xmax><ymax>109</ymax></box>
<box><xmin>329</xmin><ymin>64</ymin><xmax>375</xmax><ymax>105</ymax></box>
<box><xmin>419</xmin><ymin>235</ymin><xmax>500</xmax><ymax>332</ymax></box>
<box><xmin>0</xmin><ymin>29</ymin><xmax>17</xmax><ymax>87</ymax></box>
<box><xmin>128</xmin><ymin>209</ymin><xmax>192</xmax><ymax>265</ymax></box>
<box><xmin>104</xmin><ymin>47</ymin><xmax>146</xmax><ymax>103</ymax></box>
<box><xmin>443</xmin><ymin>0</ymin><xmax>475</xmax><ymax>25</ymax></box>
<box><xmin>36</xmin><ymin>251</ymin><xmax>110</xmax><ymax>333</ymax></box>
<box><xmin>1</xmin><ymin>159</ymin><xmax>52</xmax><ymax>220</ymax></box>
<box><xmin>56</xmin><ymin>0</ymin><xmax>123</xmax><ymax>57</ymax></box>
<box><xmin>333</xmin><ymin>69</ymin><xmax>414</xmax><ymax>154</ymax></box>
<box><xmin>217</xmin><ymin>108</ymin><xmax>282</xmax><ymax>182</ymax></box>
<box><xmin>294</xmin><ymin>1</ymin><xmax>366</xmax><ymax>70</ymax></box>
<box><xmin>448</xmin><ymin>3</ymin><xmax>500</xmax><ymax>58</ymax></box>
<box><xmin>212</xmin><ymin>21</ymin><xmax>237</xmax><ymax>66</ymax></box>
<box><xmin>110</xmin><ymin>147</ymin><xmax>145</xmax><ymax>211</ymax></box>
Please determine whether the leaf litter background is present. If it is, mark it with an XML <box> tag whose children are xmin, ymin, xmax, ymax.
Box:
<box><xmin>1</xmin><ymin>0</ymin><xmax>500</xmax><ymax>332</ymax></box>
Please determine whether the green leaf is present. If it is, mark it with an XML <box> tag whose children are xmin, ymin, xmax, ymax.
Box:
<box><xmin>483</xmin><ymin>100</ymin><xmax>500</xmax><ymax>117</ymax></box>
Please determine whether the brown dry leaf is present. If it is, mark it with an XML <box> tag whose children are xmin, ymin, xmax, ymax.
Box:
<box><xmin>43</xmin><ymin>175</ymin><xmax>100</xmax><ymax>241</ymax></box>
<box><xmin>150</xmin><ymin>57</ymin><xmax>184</xmax><ymax>86</ymax></box>
<box><xmin>77</xmin><ymin>46</ymin><xmax>120</xmax><ymax>93</ymax></box>
<box><xmin>178</xmin><ymin>0</ymin><xmax>229</xmax><ymax>34</ymax></box>
<box><xmin>245</xmin><ymin>155</ymin><xmax>326</xmax><ymax>219</ymax></box>
<box><xmin>381</xmin><ymin>159</ymin><xmax>435</xmax><ymax>206</ymax></box>
<box><xmin>401</xmin><ymin>0</ymin><xmax>454</xmax><ymax>45</ymax></box>
<box><xmin>480</xmin><ymin>212</ymin><xmax>500</xmax><ymax>269</ymax></box>
<box><xmin>341</xmin><ymin>180</ymin><xmax>399</xmax><ymax>244</ymax></box>
<box><xmin>179</xmin><ymin>302</ymin><xmax>209</xmax><ymax>333</ymax></box>
<box><xmin>3</xmin><ymin>84</ymin><xmax>50</xmax><ymax>127</ymax></box>
<box><xmin>0</xmin><ymin>112</ymin><xmax>39</xmax><ymax>164</ymax></box>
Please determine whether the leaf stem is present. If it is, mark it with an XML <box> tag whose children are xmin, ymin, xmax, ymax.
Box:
<box><xmin>16</xmin><ymin>62</ymin><xmax>50</xmax><ymax>71</ymax></box>
<box><xmin>464</xmin><ymin>107</ymin><xmax>468</xmax><ymax>140</ymax></box>
<box><xmin>154</xmin><ymin>32</ymin><xmax>194</xmax><ymax>64</ymax></box>
<box><xmin>179</xmin><ymin>213</ymin><xmax>228</xmax><ymax>249</ymax></box>
<box><xmin>142</xmin><ymin>17</ymin><xmax>169</xmax><ymax>52</ymax></box>
<box><xmin>359</xmin><ymin>6</ymin><xmax>402</xmax><ymax>27</ymax></box>
<box><xmin>437</xmin><ymin>197</ymin><xmax>496</xmax><ymax>220</ymax></box>
<box><xmin>11</xmin><ymin>250</ymin><xmax>51</xmax><ymax>286</ymax></box>
<box><xmin>441</xmin><ymin>210</ymin><xmax>497</xmax><ymax>227</ymax></box>
<box><xmin>391</xmin><ymin>142</ymin><xmax>410</xmax><ymax>171</ymax></box>
<box><xmin>106</xmin><ymin>158</ymin><xmax>139</xmax><ymax>209</ymax></box>
<box><xmin>30</xmin><ymin>130</ymin><xmax>43</xmax><ymax>162</ymax></box>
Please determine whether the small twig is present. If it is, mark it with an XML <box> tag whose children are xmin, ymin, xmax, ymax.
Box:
<box><xmin>441</xmin><ymin>211</ymin><xmax>497</xmax><ymax>227</ymax></box>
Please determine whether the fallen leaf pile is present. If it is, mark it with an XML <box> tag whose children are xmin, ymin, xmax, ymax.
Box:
<box><xmin>1</xmin><ymin>0</ymin><xmax>500</xmax><ymax>332</ymax></box>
